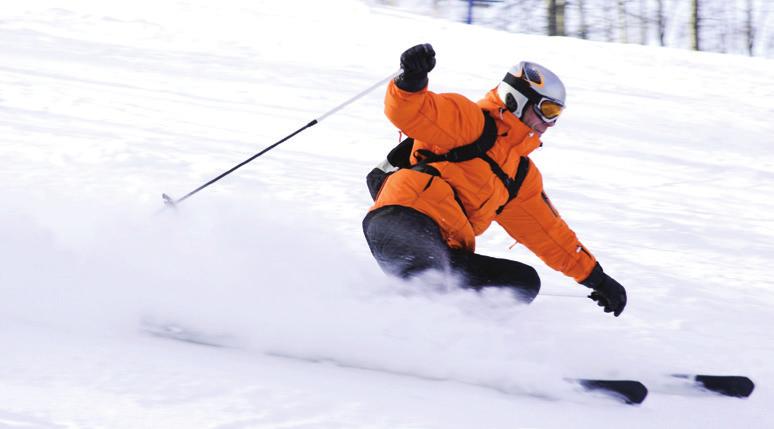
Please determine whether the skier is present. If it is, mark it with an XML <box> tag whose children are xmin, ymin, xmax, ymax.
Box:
<box><xmin>363</xmin><ymin>43</ymin><xmax>627</xmax><ymax>317</ymax></box>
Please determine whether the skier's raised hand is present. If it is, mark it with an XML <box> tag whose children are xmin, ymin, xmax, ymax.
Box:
<box><xmin>395</xmin><ymin>43</ymin><xmax>436</xmax><ymax>92</ymax></box>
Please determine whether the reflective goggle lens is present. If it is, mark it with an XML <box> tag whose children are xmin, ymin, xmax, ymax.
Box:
<box><xmin>537</xmin><ymin>99</ymin><xmax>563</xmax><ymax>121</ymax></box>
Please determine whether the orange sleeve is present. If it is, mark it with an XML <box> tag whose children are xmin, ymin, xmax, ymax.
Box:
<box><xmin>384</xmin><ymin>80</ymin><xmax>484</xmax><ymax>151</ymax></box>
<box><xmin>495</xmin><ymin>160</ymin><xmax>597</xmax><ymax>282</ymax></box>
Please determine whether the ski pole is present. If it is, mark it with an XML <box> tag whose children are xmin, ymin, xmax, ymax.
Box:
<box><xmin>161</xmin><ymin>69</ymin><xmax>401</xmax><ymax>209</ymax></box>
<box><xmin>539</xmin><ymin>293</ymin><xmax>586</xmax><ymax>299</ymax></box>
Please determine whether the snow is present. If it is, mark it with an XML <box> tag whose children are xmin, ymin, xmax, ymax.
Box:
<box><xmin>1</xmin><ymin>0</ymin><xmax>773</xmax><ymax>427</ymax></box>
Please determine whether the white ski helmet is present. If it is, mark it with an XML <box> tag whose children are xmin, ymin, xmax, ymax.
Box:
<box><xmin>497</xmin><ymin>61</ymin><xmax>566</xmax><ymax>123</ymax></box>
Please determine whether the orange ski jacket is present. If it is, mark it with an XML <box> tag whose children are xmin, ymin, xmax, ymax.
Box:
<box><xmin>369</xmin><ymin>80</ymin><xmax>596</xmax><ymax>282</ymax></box>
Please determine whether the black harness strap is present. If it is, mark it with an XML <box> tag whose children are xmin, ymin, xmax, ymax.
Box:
<box><xmin>415</xmin><ymin>112</ymin><xmax>498</xmax><ymax>164</ymax></box>
<box><xmin>495</xmin><ymin>156</ymin><xmax>530</xmax><ymax>214</ymax></box>
<box><xmin>411</xmin><ymin>111</ymin><xmax>531</xmax><ymax>212</ymax></box>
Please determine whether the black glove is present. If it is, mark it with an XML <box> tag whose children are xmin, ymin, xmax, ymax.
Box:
<box><xmin>395</xmin><ymin>43</ymin><xmax>436</xmax><ymax>92</ymax></box>
<box><xmin>580</xmin><ymin>263</ymin><xmax>627</xmax><ymax>317</ymax></box>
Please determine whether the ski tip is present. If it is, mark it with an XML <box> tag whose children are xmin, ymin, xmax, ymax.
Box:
<box><xmin>694</xmin><ymin>375</ymin><xmax>755</xmax><ymax>398</ymax></box>
<box><xmin>576</xmin><ymin>379</ymin><xmax>648</xmax><ymax>405</ymax></box>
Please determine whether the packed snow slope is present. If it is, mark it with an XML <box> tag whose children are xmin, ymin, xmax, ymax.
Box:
<box><xmin>1</xmin><ymin>0</ymin><xmax>773</xmax><ymax>427</ymax></box>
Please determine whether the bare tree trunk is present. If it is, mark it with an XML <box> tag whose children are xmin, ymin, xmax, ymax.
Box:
<box><xmin>557</xmin><ymin>0</ymin><xmax>566</xmax><ymax>36</ymax></box>
<box><xmin>546</xmin><ymin>0</ymin><xmax>565</xmax><ymax>36</ymax></box>
<box><xmin>656</xmin><ymin>0</ymin><xmax>666</xmax><ymax>46</ymax></box>
<box><xmin>746</xmin><ymin>0</ymin><xmax>755</xmax><ymax>56</ymax></box>
<box><xmin>578</xmin><ymin>0</ymin><xmax>588</xmax><ymax>39</ymax></box>
<box><xmin>547</xmin><ymin>0</ymin><xmax>557</xmax><ymax>35</ymax></box>
<box><xmin>691</xmin><ymin>0</ymin><xmax>701</xmax><ymax>51</ymax></box>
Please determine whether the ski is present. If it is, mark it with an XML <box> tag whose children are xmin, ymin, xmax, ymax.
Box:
<box><xmin>141</xmin><ymin>322</ymin><xmax>756</xmax><ymax>404</ymax></box>
<box><xmin>671</xmin><ymin>374</ymin><xmax>755</xmax><ymax>398</ymax></box>
<box><xmin>142</xmin><ymin>322</ymin><xmax>648</xmax><ymax>405</ymax></box>
<box><xmin>573</xmin><ymin>379</ymin><xmax>648</xmax><ymax>405</ymax></box>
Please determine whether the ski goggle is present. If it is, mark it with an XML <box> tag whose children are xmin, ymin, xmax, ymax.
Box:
<box><xmin>533</xmin><ymin>97</ymin><xmax>564</xmax><ymax>123</ymax></box>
